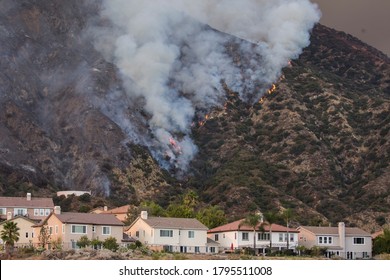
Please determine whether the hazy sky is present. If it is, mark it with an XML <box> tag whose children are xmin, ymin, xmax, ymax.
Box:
<box><xmin>312</xmin><ymin>0</ymin><xmax>390</xmax><ymax>56</ymax></box>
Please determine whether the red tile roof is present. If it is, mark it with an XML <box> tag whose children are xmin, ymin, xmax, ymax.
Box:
<box><xmin>208</xmin><ymin>219</ymin><xmax>298</xmax><ymax>233</ymax></box>
<box><xmin>0</xmin><ymin>196</ymin><xmax>54</xmax><ymax>208</ymax></box>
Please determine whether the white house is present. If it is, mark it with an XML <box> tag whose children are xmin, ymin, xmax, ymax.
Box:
<box><xmin>297</xmin><ymin>222</ymin><xmax>372</xmax><ymax>259</ymax></box>
<box><xmin>208</xmin><ymin>218</ymin><xmax>299</xmax><ymax>254</ymax></box>
<box><xmin>126</xmin><ymin>211</ymin><xmax>218</xmax><ymax>253</ymax></box>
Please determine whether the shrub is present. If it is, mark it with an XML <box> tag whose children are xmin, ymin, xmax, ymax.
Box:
<box><xmin>76</xmin><ymin>235</ymin><xmax>91</xmax><ymax>248</ymax></box>
<box><xmin>103</xmin><ymin>237</ymin><xmax>119</xmax><ymax>252</ymax></box>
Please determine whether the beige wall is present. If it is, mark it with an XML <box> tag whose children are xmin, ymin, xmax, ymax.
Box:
<box><xmin>33</xmin><ymin>215</ymin><xmax>123</xmax><ymax>249</ymax></box>
<box><xmin>0</xmin><ymin>217</ymin><xmax>35</xmax><ymax>246</ymax></box>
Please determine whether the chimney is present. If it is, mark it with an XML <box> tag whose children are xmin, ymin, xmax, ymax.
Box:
<box><xmin>7</xmin><ymin>212</ymin><xmax>12</xmax><ymax>220</ymax></box>
<box><xmin>27</xmin><ymin>193</ymin><xmax>31</xmax><ymax>201</ymax></box>
<box><xmin>54</xmin><ymin>206</ymin><xmax>61</xmax><ymax>215</ymax></box>
<box><xmin>140</xmin><ymin>211</ymin><xmax>148</xmax><ymax>220</ymax></box>
<box><xmin>104</xmin><ymin>206</ymin><xmax>108</xmax><ymax>212</ymax></box>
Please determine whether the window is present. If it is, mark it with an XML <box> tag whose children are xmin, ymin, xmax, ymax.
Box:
<box><xmin>242</xmin><ymin>232</ymin><xmax>249</xmax><ymax>241</ymax></box>
<box><xmin>45</xmin><ymin>209</ymin><xmax>51</xmax><ymax>216</ymax></box>
<box><xmin>92</xmin><ymin>226</ymin><xmax>96</xmax><ymax>233</ymax></box>
<box><xmin>188</xmin><ymin>231</ymin><xmax>195</xmax><ymax>238</ymax></box>
<box><xmin>318</xmin><ymin>236</ymin><xmax>333</xmax><ymax>244</ymax></box>
<box><xmin>71</xmin><ymin>225</ymin><xmax>87</xmax><ymax>234</ymax></box>
<box><xmin>39</xmin><ymin>209</ymin><xmax>44</xmax><ymax>216</ymax></box>
<box><xmin>195</xmin><ymin>246</ymin><xmax>200</xmax><ymax>253</ymax></box>
<box><xmin>223</xmin><ymin>234</ymin><xmax>225</xmax><ymax>238</ymax></box>
<box><xmin>0</xmin><ymin>208</ymin><xmax>6</xmax><ymax>215</ymax></box>
<box><xmin>210</xmin><ymin>247</ymin><xmax>216</xmax><ymax>253</ymax></box>
<box><xmin>102</xmin><ymin>226</ymin><xmax>111</xmax><ymax>235</ymax></box>
<box><xmin>49</xmin><ymin>226</ymin><xmax>53</xmax><ymax>235</ymax></box>
<box><xmin>136</xmin><ymin>231</ymin><xmax>139</xmax><ymax>238</ymax></box>
<box><xmin>34</xmin><ymin>209</ymin><xmax>39</xmax><ymax>216</ymax></box>
<box><xmin>160</xmin><ymin>230</ymin><xmax>173</xmax><ymax>237</ymax></box>
<box><xmin>26</xmin><ymin>232</ymin><xmax>28</xmax><ymax>238</ymax></box>
<box><xmin>353</xmin><ymin>237</ymin><xmax>365</xmax><ymax>245</ymax></box>
<box><xmin>279</xmin><ymin>234</ymin><xmax>283</xmax><ymax>242</ymax></box>
<box><xmin>235</xmin><ymin>233</ymin><xmax>237</xmax><ymax>240</ymax></box>
<box><xmin>55</xmin><ymin>225</ymin><xmax>58</xmax><ymax>234</ymax></box>
<box><xmin>284</xmin><ymin>234</ymin><xmax>288</xmax><ymax>242</ymax></box>
<box><xmin>290</xmin><ymin>235</ymin><xmax>294</xmax><ymax>242</ymax></box>
<box><xmin>258</xmin><ymin>233</ymin><xmax>270</xmax><ymax>240</ymax></box>
<box><xmin>14</xmin><ymin>208</ymin><xmax>27</xmax><ymax>216</ymax></box>
<box><xmin>215</xmin><ymin>234</ymin><xmax>219</xmax><ymax>241</ymax></box>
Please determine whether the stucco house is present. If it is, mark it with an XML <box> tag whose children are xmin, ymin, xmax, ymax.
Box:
<box><xmin>208</xmin><ymin>219</ymin><xmax>299</xmax><ymax>254</ymax></box>
<box><xmin>32</xmin><ymin>206</ymin><xmax>124</xmax><ymax>249</ymax></box>
<box><xmin>0</xmin><ymin>193</ymin><xmax>54</xmax><ymax>221</ymax></box>
<box><xmin>297</xmin><ymin>222</ymin><xmax>372</xmax><ymax>259</ymax></box>
<box><xmin>0</xmin><ymin>216</ymin><xmax>38</xmax><ymax>247</ymax></box>
<box><xmin>126</xmin><ymin>211</ymin><xmax>218</xmax><ymax>253</ymax></box>
<box><xmin>92</xmin><ymin>205</ymin><xmax>131</xmax><ymax>222</ymax></box>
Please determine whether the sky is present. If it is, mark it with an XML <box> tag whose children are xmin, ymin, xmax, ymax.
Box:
<box><xmin>312</xmin><ymin>0</ymin><xmax>390</xmax><ymax>56</ymax></box>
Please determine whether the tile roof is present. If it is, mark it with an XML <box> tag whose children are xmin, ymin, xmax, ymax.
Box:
<box><xmin>53</xmin><ymin>212</ymin><xmax>124</xmax><ymax>226</ymax></box>
<box><xmin>104</xmin><ymin>205</ymin><xmax>130</xmax><ymax>214</ymax></box>
<box><xmin>208</xmin><ymin>219</ymin><xmax>298</xmax><ymax>233</ymax></box>
<box><xmin>141</xmin><ymin>217</ymin><xmax>208</xmax><ymax>230</ymax></box>
<box><xmin>299</xmin><ymin>226</ymin><xmax>371</xmax><ymax>236</ymax></box>
<box><xmin>0</xmin><ymin>196</ymin><xmax>54</xmax><ymax>208</ymax></box>
<box><xmin>0</xmin><ymin>215</ymin><xmax>39</xmax><ymax>225</ymax></box>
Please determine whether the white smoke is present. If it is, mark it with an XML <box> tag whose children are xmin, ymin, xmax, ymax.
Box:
<box><xmin>91</xmin><ymin>0</ymin><xmax>321</xmax><ymax>172</ymax></box>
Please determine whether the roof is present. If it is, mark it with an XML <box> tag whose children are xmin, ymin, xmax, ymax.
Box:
<box><xmin>208</xmin><ymin>219</ymin><xmax>299</xmax><ymax>233</ymax></box>
<box><xmin>0</xmin><ymin>216</ymin><xmax>39</xmax><ymax>225</ymax></box>
<box><xmin>299</xmin><ymin>226</ymin><xmax>371</xmax><ymax>236</ymax></box>
<box><xmin>140</xmin><ymin>217</ymin><xmax>208</xmax><ymax>230</ymax></box>
<box><xmin>206</xmin><ymin>238</ymin><xmax>220</xmax><ymax>246</ymax></box>
<box><xmin>0</xmin><ymin>196</ymin><xmax>54</xmax><ymax>208</ymax></box>
<box><xmin>372</xmin><ymin>230</ymin><xmax>384</xmax><ymax>239</ymax></box>
<box><xmin>44</xmin><ymin>212</ymin><xmax>124</xmax><ymax>226</ymax></box>
<box><xmin>103</xmin><ymin>205</ymin><xmax>130</xmax><ymax>214</ymax></box>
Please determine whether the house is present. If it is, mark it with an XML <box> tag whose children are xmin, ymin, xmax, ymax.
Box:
<box><xmin>297</xmin><ymin>222</ymin><xmax>372</xmax><ymax>259</ymax></box>
<box><xmin>126</xmin><ymin>211</ymin><xmax>218</xmax><ymax>253</ymax></box>
<box><xmin>32</xmin><ymin>206</ymin><xmax>124</xmax><ymax>249</ymax></box>
<box><xmin>93</xmin><ymin>205</ymin><xmax>131</xmax><ymax>222</ymax></box>
<box><xmin>0</xmin><ymin>216</ymin><xmax>38</xmax><ymax>247</ymax></box>
<box><xmin>0</xmin><ymin>193</ymin><xmax>54</xmax><ymax>221</ymax></box>
<box><xmin>208</xmin><ymin>219</ymin><xmax>298</xmax><ymax>254</ymax></box>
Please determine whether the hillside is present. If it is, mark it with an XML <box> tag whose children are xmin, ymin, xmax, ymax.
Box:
<box><xmin>0</xmin><ymin>1</ymin><xmax>389</xmax><ymax>231</ymax></box>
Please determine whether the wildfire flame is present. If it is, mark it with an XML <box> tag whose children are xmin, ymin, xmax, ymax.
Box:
<box><xmin>169</xmin><ymin>137</ymin><xmax>182</xmax><ymax>154</ymax></box>
<box><xmin>258</xmin><ymin>84</ymin><xmax>277</xmax><ymax>104</ymax></box>
<box><xmin>198</xmin><ymin>114</ymin><xmax>210</xmax><ymax>127</ymax></box>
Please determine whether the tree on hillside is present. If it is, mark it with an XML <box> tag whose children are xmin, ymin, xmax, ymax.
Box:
<box><xmin>263</xmin><ymin>211</ymin><xmax>278</xmax><ymax>252</ymax></box>
<box><xmin>0</xmin><ymin>221</ymin><xmax>20</xmax><ymax>257</ymax></box>
<box><xmin>196</xmin><ymin>205</ymin><xmax>227</xmax><ymax>229</ymax></box>
<box><xmin>239</xmin><ymin>213</ymin><xmax>263</xmax><ymax>255</ymax></box>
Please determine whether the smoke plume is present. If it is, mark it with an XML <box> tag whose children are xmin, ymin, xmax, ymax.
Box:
<box><xmin>91</xmin><ymin>0</ymin><xmax>321</xmax><ymax>172</ymax></box>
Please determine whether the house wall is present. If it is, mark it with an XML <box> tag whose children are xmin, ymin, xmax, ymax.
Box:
<box><xmin>32</xmin><ymin>215</ymin><xmax>123</xmax><ymax>249</ymax></box>
<box><xmin>0</xmin><ymin>207</ymin><xmax>52</xmax><ymax>221</ymax></box>
<box><xmin>345</xmin><ymin>236</ymin><xmax>372</xmax><ymax>259</ymax></box>
<box><xmin>127</xmin><ymin>219</ymin><xmax>211</xmax><ymax>254</ymax></box>
<box><xmin>209</xmin><ymin>231</ymin><xmax>298</xmax><ymax>251</ymax></box>
<box><xmin>0</xmin><ymin>218</ymin><xmax>35</xmax><ymax>246</ymax></box>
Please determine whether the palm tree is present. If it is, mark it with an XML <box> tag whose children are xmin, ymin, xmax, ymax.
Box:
<box><xmin>0</xmin><ymin>221</ymin><xmax>20</xmax><ymax>257</ymax></box>
<box><xmin>263</xmin><ymin>211</ymin><xmax>278</xmax><ymax>252</ymax></box>
<box><xmin>282</xmin><ymin>208</ymin><xmax>293</xmax><ymax>250</ymax></box>
<box><xmin>239</xmin><ymin>213</ymin><xmax>262</xmax><ymax>255</ymax></box>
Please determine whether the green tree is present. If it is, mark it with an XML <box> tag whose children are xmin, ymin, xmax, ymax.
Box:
<box><xmin>239</xmin><ymin>213</ymin><xmax>263</xmax><ymax>255</ymax></box>
<box><xmin>263</xmin><ymin>211</ymin><xmax>278</xmax><ymax>251</ymax></box>
<box><xmin>196</xmin><ymin>205</ymin><xmax>227</xmax><ymax>229</ymax></box>
<box><xmin>76</xmin><ymin>235</ymin><xmax>91</xmax><ymax>248</ymax></box>
<box><xmin>166</xmin><ymin>204</ymin><xmax>195</xmax><ymax>218</ymax></box>
<box><xmin>103</xmin><ymin>237</ymin><xmax>119</xmax><ymax>252</ymax></box>
<box><xmin>91</xmin><ymin>237</ymin><xmax>103</xmax><ymax>250</ymax></box>
<box><xmin>373</xmin><ymin>228</ymin><xmax>390</xmax><ymax>255</ymax></box>
<box><xmin>0</xmin><ymin>221</ymin><xmax>20</xmax><ymax>257</ymax></box>
<box><xmin>140</xmin><ymin>201</ymin><xmax>166</xmax><ymax>217</ymax></box>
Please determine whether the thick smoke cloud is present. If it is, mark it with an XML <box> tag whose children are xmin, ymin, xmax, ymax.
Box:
<box><xmin>91</xmin><ymin>0</ymin><xmax>321</xmax><ymax>172</ymax></box>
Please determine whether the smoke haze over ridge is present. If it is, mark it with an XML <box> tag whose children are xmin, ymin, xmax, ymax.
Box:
<box><xmin>91</xmin><ymin>0</ymin><xmax>321</xmax><ymax>172</ymax></box>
